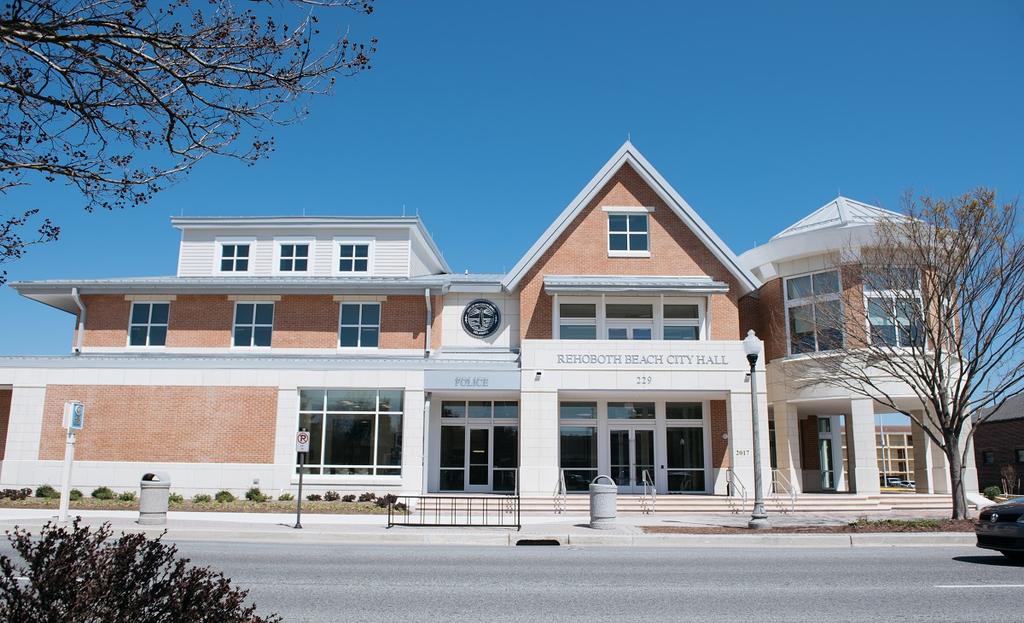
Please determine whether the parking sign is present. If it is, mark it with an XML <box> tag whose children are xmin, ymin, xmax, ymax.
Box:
<box><xmin>295</xmin><ymin>430</ymin><xmax>310</xmax><ymax>453</ymax></box>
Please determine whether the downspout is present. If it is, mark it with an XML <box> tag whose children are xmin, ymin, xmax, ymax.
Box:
<box><xmin>424</xmin><ymin>288</ymin><xmax>432</xmax><ymax>356</ymax></box>
<box><xmin>71</xmin><ymin>287</ymin><xmax>85</xmax><ymax>355</ymax></box>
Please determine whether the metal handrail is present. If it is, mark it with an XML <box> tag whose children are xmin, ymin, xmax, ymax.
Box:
<box><xmin>726</xmin><ymin>468</ymin><xmax>748</xmax><ymax>514</ymax></box>
<box><xmin>641</xmin><ymin>469</ymin><xmax>656</xmax><ymax>515</ymax></box>
<box><xmin>553</xmin><ymin>469</ymin><xmax>567</xmax><ymax>514</ymax></box>
<box><xmin>771</xmin><ymin>469</ymin><xmax>797</xmax><ymax>514</ymax></box>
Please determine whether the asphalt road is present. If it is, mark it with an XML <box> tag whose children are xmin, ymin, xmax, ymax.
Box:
<box><xmin>166</xmin><ymin>541</ymin><xmax>1020</xmax><ymax>623</ymax></box>
<box><xmin>4</xmin><ymin>539</ymin><xmax>1022</xmax><ymax>622</ymax></box>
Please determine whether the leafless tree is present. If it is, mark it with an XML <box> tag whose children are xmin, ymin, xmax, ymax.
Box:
<box><xmin>787</xmin><ymin>189</ymin><xmax>1024</xmax><ymax>519</ymax></box>
<box><xmin>0</xmin><ymin>0</ymin><xmax>377</xmax><ymax>284</ymax></box>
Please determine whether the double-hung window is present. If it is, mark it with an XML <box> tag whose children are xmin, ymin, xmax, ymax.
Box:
<box><xmin>278</xmin><ymin>243</ymin><xmax>309</xmax><ymax>272</ymax></box>
<box><xmin>865</xmin><ymin>268</ymin><xmax>924</xmax><ymax>348</ymax></box>
<box><xmin>128</xmin><ymin>302</ymin><xmax>169</xmax><ymax>346</ymax></box>
<box><xmin>606</xmin><ymin>303</ymin><xmax>653</xmax><ymax>340</ymax></box>
<box><xmin>338</xmin><ymin>243</ymin><xmax>370</xmax><ymax>273</ymax></box>
<box><xmin>233</xmin><ymin>302</ymin><xmax>274</xmax><ymax>347</ymax></box>
<box><xmin>559</xmin><ymin>303</ymin><xmax>597</xmax><ymax>339</ymax></box>
<box><xmin>608</xmin><ymin>213</ymin><xmax>649</xmax><ymax>256</ymax></box>
<box><xmin>785</xmin><ymin>270</ymin><xmax>843</xmax><ymax>354</ymax></box>
<box><xmin>339</xmin><ymin>302</ymin><xmax>380</xmax><ymax>348</ymax></box>
<box><xmin>220</xmin><ymin>243</ymin><xmax>250</xmax><ymax>272</ymax></box>
<box><xmin>663</xmin><ymin>303</ymin><xmax>700</xmax><ymax>340</ymax></box>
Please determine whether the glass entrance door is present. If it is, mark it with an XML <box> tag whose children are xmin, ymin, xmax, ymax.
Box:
<box><xmin>467</xmin><ymin>427</ymin><xmax>490</xmax><ymax>492</ymax></box>
<box><xmin>818</xmin><ymin>418</ymin><xmax>835</xmax><ymax>490</ymax></box>
<box><xmin>609</xmin><ymin>427</ymin><xmax>655</xmax><ymax>493</ymax></box>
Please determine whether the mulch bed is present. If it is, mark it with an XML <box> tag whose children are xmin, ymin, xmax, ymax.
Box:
<box><xmin>0</xmin><ymin>499</ymin><xmax>389</xmax><ymax>515</ymax></box>
<box><xmin>643</xmin><ymin>519</ymin><xmax>975</xmax><ymax>534</ymax></box>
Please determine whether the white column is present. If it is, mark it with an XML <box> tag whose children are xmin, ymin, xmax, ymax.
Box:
<box><xmin>727</xmin><ymin>388</ymin><xmax>769</xmax><ymax>499</ymax></box>
<box><xmin>771</xmin><ymin>401</ymin><xmax>802</xmax><ymax>494</ymax></box>
<box><xmin>400</xmin><ymin>389</ymin><xmax>426</xmax><ymax>495</ymax></box>
<box><xmin>916</xmin><ymin>411</ymin><xmax>953</xmax><ymax>494</ymax></box>
<box><xmin>518</xmin><ymin>389</ymin><xmax>559</xmax><ymax>496</ymax></box>
<box><xmin>846</xmin><ymin>398</ymin><xmax>881</xmax><ymax>495</ymax></box>
<box><xmin>911</xmin><ymin>416</ymin><xmax>934</xmax><ymax>493</ymax></box>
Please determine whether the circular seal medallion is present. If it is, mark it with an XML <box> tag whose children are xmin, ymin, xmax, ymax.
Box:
<box><xmin>462</xmin><ymin>299</ymin><xmax>501</xmax><ymax>338</ymax></box>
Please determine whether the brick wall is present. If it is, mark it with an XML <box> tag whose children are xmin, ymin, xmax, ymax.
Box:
<box><xmin>39</xmin><ymin>385</ymin><xmax>278</xmax><ymax>463</ymax></box>
<box><xmin>974</xmin><ymin>418</ymin><xmax>1024</xmax><ymax>491</ymax></box>
<box><xmin>75</xmin><ymin>294</ymin><xmax>439</xmax><ymax>350</ymax></box>
<box><xmin>517</xmin><ymin>163</ymin><xmax>746</xmax><ymax>340</ymax></box>
<box><xmin>710</xmin><ymin>400</ymin><xmax>729</xmax><ymax>468</ymax></box>
<box><xmin>166</xmin><ymin>295</ymin><xmax>234</xmax><ymax>348</ymax></box>
<box><xmin>0</xmin><ymin>388</ymin><xmax>11</xmax><ymax>461</ymax></box>
<box><xmin>273</xmin><ymin>295</ymin><xmax>338</xmax><ymax>349</ymax></box>
<box><xmin>78</xmin><ymin>295</ymin><xmax>131</xmax><ymax>347</ymax></box>
<box><xmin>743</xmin><ymin>278</ymin><xmax>787</xmax><ymax>362</ymax></box>
<box><xmin>800</xmin><ymin>416</ymin><xmax>820</xmax><ymax>471</ymax></box>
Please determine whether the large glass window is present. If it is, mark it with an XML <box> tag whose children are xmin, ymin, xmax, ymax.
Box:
<box><xmin>664</xmin><ymin>303</ymin><xmax>700</xmax><ymax>340</ymax></box>
<box><xmin>559</xmin><ymin>303</ymin><xmax>597</xmax><ymax>340</ymax></box>
<box><xmin>606</xmin><ymin>303</ymin><xmax>653</xmax><ymax>340</ymax></box>
<box><xmin>279</xmin><ymin>243</ymin><xmax>309</xmax><ymax>272</ymax></box>
<box><xmin>560</xmin><ymin>426</ymin><xmax>598</xmax><ymax>492</ymax></box>
<box><xmin>666</xmin><ymin>427</ymin><xmax>705</xmax><ymax>492</ymax></box>
<box><xmin>339</xmin><ymin>303</ymin><xmax>380</xmax><ymax>348</ymax></box>
<box><xmin>607</xmin><ymin>402</ymin><xmax>656</xmax><ymax>419</ymax></box>
<box><xmin>297</xmin><ymin>389</ymin><xmax>403</xmax><ymax>475</ymax></box>
<box><xmin>608</xmin><ymin>213</ymin><xmax>649</xmax><ymax>254</ymax></box>
<box><xmin>233</xmin><ymin>302</ymin><xmax>274</xmax><ymax>347</ymax></box>
<box><xmin>128</xmin><ymin>302</ymin><xmax>169</xmax><ymax>346</ymax></box>
<box><xmin>785</xmin><ymin>270</ymin><xmax>843</xmax><ymax>354</ymax></box>
<box><xmin>220</xmin><ymin>243</ymin><xmax>250</xmax><ymax>272</ymax></box>
<box><xmin>865</xmin><ymin>268</ymin><xmax>924</xmax><ymax>348</ymax></box>
<box><xmin>338</xmin><ymin>243</ymin><xmax>370</xmax><ymax>273</ymax></box>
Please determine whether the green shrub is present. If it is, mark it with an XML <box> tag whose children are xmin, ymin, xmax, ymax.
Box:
<box><xmin>168</xmin><ymin>493</ymin><xmax>184</xmax><ymax>504</ymax></box>
<box><xmin>35</xmin><ymin>485</ymin><xmax>59</xmax><ymax>499</ymax></box>
<box><xmin>214</xmin><ymin>490</ymin><xmax>235</xmax><ymax>503</ymax></box>
<box><xmin>323</xmin><ymin>490</ymin><xmax>340</xmax><ymax>502</ymax></box>
<box><xmin>983</xmin><ymin>485</ymin><xmax>1002</xmax><ymax>501</ymax></box>
<box><xmin>277</xmin><ymin>492</ymin><xmax>294</xmax><ymax>502</ymax></box>
<box><xmin>245</xmin><ymin>487</ymin><xmax>269</xmax><ymax>502</ymax></box>
<box><xmin>375</xmin><ymin>493</ymin><xmax>398</xmax><ymax>508</ymax></box>
<box><xmin>69</xmin><ymin>489</ymin><xmax>83</xmax><ymax>501</ymax></box>
<box><xmin>192</xmin><ymin>493</ymin><xmax>212</xmax><ymax>503</ymax></box>
<box><xmin>357</xmin><ymin>492</ymin><xmax>376</xmax><ymax>503</ymax></box>
<box><xmin>91</xmin><ymin>486</ymin><xmax>115</xmax><ymax>500</ymax></box>
<box><xmin>117</xmin><ymin>491</ymin><xmax>136</xmax><ymax>502</ymax></box>
<box><xmin>341</xmin><ymin>494</ymin><xmax>356</xmax><ymax>503</ymax></box>
<box><xmin>306</xmin><ymin>494</ymin><xmax>322</xmax><ymax>502</ymax></box>
<box><xmin>0</xmin><ymin>519</ymin><xmax>280</xmax><ymax>622</ymax></box>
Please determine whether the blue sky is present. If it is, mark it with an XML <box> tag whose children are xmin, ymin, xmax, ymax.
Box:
<box><xmin>1</xmin><ymin>1</ymin><xmax>1022</xmax><ymax>356</ymax></box>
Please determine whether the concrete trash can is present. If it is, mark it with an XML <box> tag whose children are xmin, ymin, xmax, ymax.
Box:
<box><xmin>138</xmin><ymin>471</ymin><xmax>171</xmax><ymax>525</ymax></box>
<box><xmin>588</xmin><ymin>474</ymin><xmax>617</xmax><ymax>530</ymax></box>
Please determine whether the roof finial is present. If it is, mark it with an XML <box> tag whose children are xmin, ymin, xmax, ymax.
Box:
<box><xmin>402</xmin><ymin>203</ymin><xmax>406</xmax><ymax>217</ymax></box>
<box><xmin>627</xmin><ymin>130</ymin><xmax>631</xmax><ymax>142</ymax></box>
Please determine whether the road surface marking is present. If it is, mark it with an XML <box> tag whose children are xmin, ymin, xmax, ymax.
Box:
<box><xmin>934</xmin><ymin>584</ymin><xmax>1024</xmax><ymax>589</ymax></box>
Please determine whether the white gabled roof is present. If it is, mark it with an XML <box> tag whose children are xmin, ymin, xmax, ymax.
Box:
<box><xmin>770</xmin><ymin>196</ymin><xmax>901</xmax><ymax>241</ymax></box>
<box><xmin>502</xmin><ymin>141</ymin><xmax>759</xmax><ymax>294</ymax></box>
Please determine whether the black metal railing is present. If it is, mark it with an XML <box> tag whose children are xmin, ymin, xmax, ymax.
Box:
<box><xmin>387</xmin><ymin>495</ymin><xmax>521</xmax><ymax>530</ymax></box>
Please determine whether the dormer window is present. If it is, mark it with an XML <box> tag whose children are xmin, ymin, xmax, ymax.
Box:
<box><xmin>337</xmin><ymin>241</ymin><xmax>371</xmax><ymax>274</ymax></box>
<box><xmin>607</xmin><ymin>210</ymin><xmax>650</xmax><ymax>257</ymax></box>
<box><xmin>278</xmin><ymin>243</ymin><xmax>309</xmax><ymax>272</ymax></box>
<box><xmin>220</xmin><ymin>243</ymin><xmax>250</xmax><ymax>272</ymax></box>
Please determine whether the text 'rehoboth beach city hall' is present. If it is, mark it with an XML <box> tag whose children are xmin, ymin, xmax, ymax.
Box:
<box><xmin>0</xmin><ymin>142</ymin><xmax>979</xmax><ymax>511</ymax></box>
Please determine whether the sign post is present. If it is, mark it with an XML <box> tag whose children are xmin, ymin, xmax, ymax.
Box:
<box><xmin>294</xmin><ymin>429</ymin><xmax>310</xmax><ymax>529</ymax></box>
<box><xmin>58</xmin><ymin>401</ymin><xmax>84</xmax><ymax>523</ymax></box>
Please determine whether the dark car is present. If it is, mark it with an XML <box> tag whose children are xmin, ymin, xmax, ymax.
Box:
<box><xmin>976</xmin><ymin>497</ymin><xmax>1024</xmax><ymax>562</ymax></box>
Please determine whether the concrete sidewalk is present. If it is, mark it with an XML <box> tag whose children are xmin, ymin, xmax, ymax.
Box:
<box><xmin>0</xmin><ymin>508</ymin><xmax>975</xmax><ymax>548</ymax></box>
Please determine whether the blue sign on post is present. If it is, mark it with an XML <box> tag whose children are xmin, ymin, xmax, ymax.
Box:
<box><xmin>64</xmin><ymin>401</ymin><xmax>84</xmax><ymax>431</ymax></box>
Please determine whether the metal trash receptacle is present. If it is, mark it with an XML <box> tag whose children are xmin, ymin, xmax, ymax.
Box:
<box><xmin>589</xmin><ymin>474</ymin><xmax>617</xmax><ymax>529</ymax></box>
<box><xmin>138</xmin><ymin>472</ymin><xmax>171</xmax><ymax>525</ymax></box>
